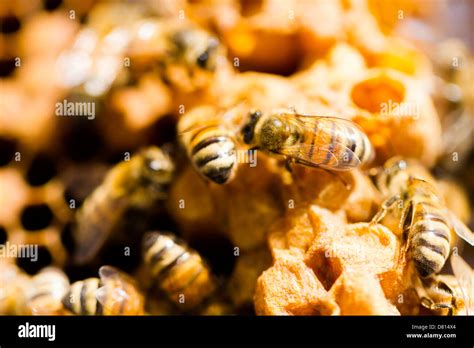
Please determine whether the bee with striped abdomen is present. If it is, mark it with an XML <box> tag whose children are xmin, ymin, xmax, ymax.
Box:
<box><xmin>182</xmin><ymin>125</ymin><xmax>237</xmax><ymax>184</ymax></box>
<box><xmin>372</xmin><ymin>158</ymin><xmax>474</xmax><ymax>278</ymax></box>
<box><xmin>73</xmin><ymin>146</ymin><xmax>175</xmax><ymax>264</ymax></box>
<box><xmin>240</xmin><ymin>109</ymin><xmax>374</xmax><ymax>171</ymax></box>
<box><xmin>372</xmin><ymin>156</ymin><xmax>435</xmax><ymax>198</ymax></box>
<box><xmin>419</xmin><ymin>253</ymin><xmax>473</xmax><ymax>315</ymax></box>
<box><xmin>24</xmin><ymin>267</ymin><xmax>70</xmax><ymax>315</ymax></box>
<box><xmin>56</xmin><ymin>2</ymin><xmax>223</xmax><ymax>97</ymax></box>
<box><xmin>178</xmin><ymin>106</ymin><xmax>238</xmax><ymax>184</ymax></box>
<box><xmin>128</xmin><ymin>19</ymin><xmax>223</xmax><ymax>90</ymax></box>
<box><xmin>142</xmin><ymin>231</ymin><xmax>217</xmax><ymax>310</ymax></box>
<box><xmin>0</xmin><ymin>262</ymin><xmax>29</xmax><ymax>315</ymax></box>
<box><xmin>167</xmin><ymin>24</ymin><xmax>221</xmax><ymax>72</ymax></box>
<box><xmin>62</xmin><ymin>266</ymin><xmax>145</xmax><ymax>315</ymax></box>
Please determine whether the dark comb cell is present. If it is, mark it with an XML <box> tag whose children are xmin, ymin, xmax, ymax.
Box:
<box><xmin>20</xmin><ymin>204</ymin><xmax>54</xmax><ymax>231</ymax></box>
<box><xmin>0</xmin><ymin>58</ymin><xmax>17</xmax><ymax>77</ymax></box>
<box><xmin>0</xmin><ymin>225</ymin><xmax>7</xmax><ymax>245</ymax></box>
<box><xmin>60</xmin><ymin>223</ymin><xmax>75</xmax><ymax>254</ymax></box>
<box><xmin>60</xmin><ymin>119</ymin><xmax>103</xmax><ymax>162</ymax></box>
<box><xmin>0</xmin><ymin>137</ymin><xmax>18</xmax><ymax>166</ymax></box>
<box><xmin>25</xmin><ymin>154</ymin><xmax>57</xmax><ymax>186</ymax></box>
<box><xmin>42</xmin><ymin>0</ymin><xmax>63</xmax><ymax>11</ymax></box>
<box><xmin>0</xmin><ymin>16</ymin><xmax>21</xmax><ymax>34</ymax></box>
<box><xmin>16</xmin><ymin>246</ymin><xmax>53</xmax><ymax>275</ymax></box>
<box><xmin>189</xmin><ymin>234</ymin><xmax>236</xmax><ymax>277</ymax></box>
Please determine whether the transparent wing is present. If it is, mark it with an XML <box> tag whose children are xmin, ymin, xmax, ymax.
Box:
<box><xmin>448</xmin><ymin>212</ymin><xmax>474</xmax><ymax>246</ymax></box>
<box><xmin>280</xmin><ymin>143</ymin><xmax>362</xmax><ymax>170</ymax></box>
<box><xmin>73</xmin><ymin>197</ymin><xmax>129</xmax><ymax>265</ymax></box>
<box><xmin>95</xmin><ymin>283</ymin><xmax>129</xmax><ymax>311</ymax></box>
<box><xmin>97</xmin><ymin>266</ymin><xmax>144</xmax><ymax>315</ymax></box>
<box><xmin>178</xmin><ymin>123</ymin><xmax>219</xmax><ymax>136</ymax></box>
<box><xmin>276</xmin><ymin>114</ymin><xmax>364</xmax><ymax>170</ymax></box>
<box><xmin>96</xmin><ymin>266</ymin><xmax>130</xmax><ymax>312</ymax></box>
<box><xmin>178</xmin><ymin>102</ymin><xmax>246</xmax><ymax>135</ymax></box>
<box><xmin>98</xmin><ymin>265</ymin><xmax>133</xmax><ymax>283</ymax></box>
<box><xmin>450</xmin><ymin>253</ymin><xmax>473</xmax><ymax>315</ymax></box>
<box><xmin>290</xmin><ymin>113</ymin><xmax>365</xmax><ymax>132</ymax></box>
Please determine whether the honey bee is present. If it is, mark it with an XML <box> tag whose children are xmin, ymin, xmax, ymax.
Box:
<box><xmin>372</xmin><ymin>158</ymin><xmax>474</xmax><ymax>277</ymax></box>
<box><xmin>129</xmin><ymin>19</ymin><xmax>221</xmax><ymax>76</ymax></box>
<box><xmin>419</xmin><ymin>253</ymin><xmax>473</xmax><ymax>315</ymax></box>
<box><xmin>240</xmin><ymin>109</ymin><xmax>374</xmax><ymax>171</ymax></box>
<box><xmin>186</xmin><ymin>126</ymin><xmax>237</xmax><ymax>184</ymax></box>
<box><xmin>73</xmin><ymin>146</ymin><xmax>175</xmax><ymax>264</ymax></box>
<box><xmin>372</xmin><ymin>156</ymin><xmax>435</xmax><ymax>197</ymax></box>
<box><xmin>55</xmin><ymin>16</ymin><xmax>138</xmax><ymax>97</ymax></box>
<box><xmin>178</xmin><ymin>105</ymin><xmax>239</xmax><ymax>184</ymax></box>
<box><xmin>142</xmin><ymin>231</ymin><xmax>217</xmax><ymax>310</ymax></box>
<box><xmin>62</xmin><ymin>266</ymin><xmax>145</xmax><ymax>315</ymax></box>
<box><xmin>56</xmin><ymin>4</ymin><xmax>223</xmax><ymax>96</ymax></box>
<box><xmin>0</xmin><ymin>261</ymin><xmax>29</xmax><ymax>315</ymax></box>
<box><xmin>24</xmin><ymin>267</ymin><xmax>70</xmax><ymax>315</ymax></box>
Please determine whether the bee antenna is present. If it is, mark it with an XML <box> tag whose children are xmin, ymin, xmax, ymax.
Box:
<box><xmin>241</xmin><ymin>110</ymin><xmax>262</xmax><ymax>144</ymax></box>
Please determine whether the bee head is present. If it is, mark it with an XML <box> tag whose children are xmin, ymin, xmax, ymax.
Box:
<box><xmin>142</xmin><ymin>147</ymin><xmax>175</xmax><ymax>188</ymax></box>
<box><xmin>375</xmin><ymin>156</ymin><xmax>408</xmax><ymax>195</ymax></box>
<box><xmin>195</xmin><ymin>37</ymin><xmax>220</xmax><ymax>71</ymax></box>
<box><xmin>241</xmin><ymin>110</ymin><xmax>262</xmax><ymax>144</ymax></box>
<box><xmin>173</xmin><ymin>29</ymin><xmax>220</xmax><ymax>71</ymax></box>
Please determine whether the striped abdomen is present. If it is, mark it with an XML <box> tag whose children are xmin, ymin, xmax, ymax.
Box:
<box><xmin>302</xmin><ymin>118</ymin><xmax>373</xmax><ymax>169</ymax></box>
<box><xmin>407</xmin><ymin>202</ymin><xmax>452</xmax><ymax>278</ymax></box>
<box><xmin>63</xmin><ymin>278</ymin><xmax>102</xmax><ymax>315</ymax></box>
<box><xmin>26</xmin><ymin>268</ymin><xmax>69</xmax><ymax>315</ymax></box>
<box><xmin>143</xmin><ymin>232</ymin><xmax>216</xmax><ymax>309</ymax></box>
<box><xmin>62</xmin><ymin>274</ymin><xmax>143</xmax><ymax>315</ymax></box>
<box><xmin>188</xmin><ymin>126</ymin><xmax>237</xmax><ymax>184</ymax></box>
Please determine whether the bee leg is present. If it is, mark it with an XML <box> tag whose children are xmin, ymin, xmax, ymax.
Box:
<box><xmin>398</xmin><ymin>200</ymin><xmax>414</xmax><ymax>233</ymax></box>
<box><xmin>420</xmin><ymin>296</ymin><xmax>435</xmax><ymax>310</ymax></box>
<box><xmin>285</xmin><ymin>157</ymin><xmax>294</xmax><ymax>173</ymax></box>
<box><xmin>420</xmin><ymin>297</ymin><xmax>454</xmax><ymax>315</ymax></box>
<box><xmin>371</xmin><ymin>194</ymin><xmax>402</xmax><ymax>225</ymax></box>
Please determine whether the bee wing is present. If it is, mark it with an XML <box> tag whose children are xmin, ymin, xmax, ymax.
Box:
<box><xmin>99</xmin><ymin>265</ymin><xmax>135</xmax><ymax>284</ymax></box>
<box><xmin>280</xmin><ymin>143</ymin><xmax>361</xmax><ymax>170</ymax></box>
<box><xmin>179</xmin><ymin>102</ymin><xmax>247</xmax><ymax>135</ymax></box>
<box><xmin>276</xmin><ymin>115</ymin><xmax>364</xmax><ymax>170</ymax></box>
<box><xmin>450</xmin><ymin>253</ymin><xmax>473</xmax><ymax>315</ymax></box>
<box><xmin>289</xmin><ymin>114</ymin><xmax>365</xmax><ymax>131</ymax></box>
<box><xmin>178</xmin><ymin>123</ymin><xmax>218</xmax><ymax>136</ymax></box>
<box><xmin>73</xmin><ymin>195</ymin><xmax>129</xmax><ymax>265</ymax></box>
<box><xmin>448</xmin><ymin>212</ymin><xmax>474</xmax><ymax>246</ymax></box>
<box><xmin>96</xmin><ymin>266</ymin><xmax>130</xmax><ymax>313</ymax></box>
<box><xmin>95</xmin><ymin>283</ymin><xmax>130</xmax><ymax>313</ymax></box>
